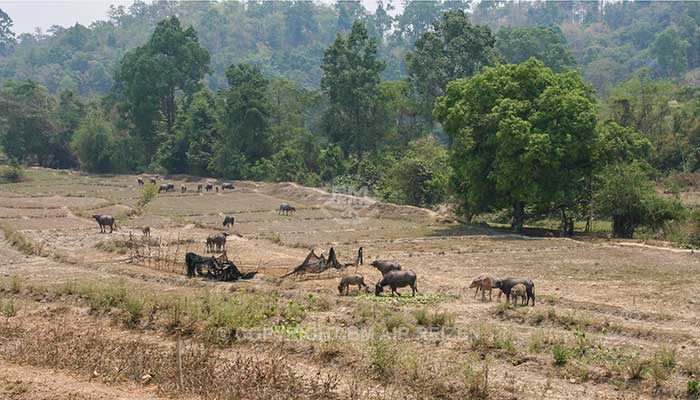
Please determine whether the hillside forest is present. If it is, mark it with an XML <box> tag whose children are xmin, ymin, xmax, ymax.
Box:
<box><xmin>1</xmin><ymin>0</ymin><xmax>700</xmax><ymax>240</ymax></box>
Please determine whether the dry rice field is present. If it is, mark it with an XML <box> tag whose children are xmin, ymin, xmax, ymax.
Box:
<box><xmin>0</xmin><ymin>168</ymin><xmax>698</xmax><ymax>400</ymax></box>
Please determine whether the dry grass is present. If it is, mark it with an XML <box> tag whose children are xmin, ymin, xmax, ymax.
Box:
<box><xmin>0</xmin><ymin>320</ymin><xmax>339</xmax><ymax>400</ymax></box>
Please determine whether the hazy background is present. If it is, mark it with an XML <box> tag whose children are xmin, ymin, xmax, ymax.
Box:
<box><xmin>0</xmin><ymin>0</ymin><xmax>393</xmax><ymax>35</ymax></box>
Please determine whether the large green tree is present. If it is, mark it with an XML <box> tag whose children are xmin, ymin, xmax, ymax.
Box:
<box><xmin>113</xmin><ymin>16</ymin><xmax>210</xmax><ymax>160</ymax></box>
<box><xmin>0</xmin><ymin>8</ymin><xmax>15</xmax><ymax>56</ymax></box>
<box><xmin>434</xmin><ymin>58</ymin><xmax>598</xmax><ymax>231</ymax></box>
<box><xmin>651</xmin><ymin>27</ymin><xmax>689</xmax><ymax>78</ymax></box>
<box><xmin>406</xmin><ymin>9</ymin><xmax>497</xmax><ymax>122</ymax></box>
<box><xmin>0</xmin><ymin>80</ymin><xmax>58</xmax><ymax>166</ymax></box>
<box><xmin>209</xmin><ymin>63</ymin><xmax>271</xmax><ymax>178</ymax></box>
<box><xmin>495</xmin><ymin>25</ymin><xmax>576</xmax><ymax>72</ymax></box>
<box><xmin>321</xmin><ymin>21</ymin><xmax>386</xmax><ymax>156</ymax></box>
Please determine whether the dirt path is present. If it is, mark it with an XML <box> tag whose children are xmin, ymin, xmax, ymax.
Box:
<box><xmin>0</xmin><ymin>361</ymin><xmax>174</xmax><ymax>400</ymax></box>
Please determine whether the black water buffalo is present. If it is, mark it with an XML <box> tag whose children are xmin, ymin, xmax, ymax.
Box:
<box><xmin>375</xmin><ymin>270</ymin><xmax>417</xmax><ymax>297</ymax></box>
<box><xmin>137</xmin><ymin>178</ymin><xmax>144</xmax><ymax>186</ymax></box>
<box><xmin>181</xmin><ymin>185</ymin><xmax>187</xmax><ymax>193</ymax></box>
<box><xmin>167</xmin><ymin>183</ymin><xmax>175</xmax><ymax>192</ymax></box>
<box><xmin>223</xmin><ymin>216</ymin><xmax>235</xmax><ymax>227</ymax></box>
<box><xmin>222</xmin><ymin>183</ymin><xmax>234</xmax><ymax>191</ymax></box>
<box><xmin>206</xmin><ymin>183</ymin><xmax>213</xmax><ymax>192</ymax></box>
<box><xmin>370</xmin><ymin>260</ymin><xmax>402</xmax><ymax>276</ymax></box>
<box><xmin>149</xmin><ymin>177</ymin><xmax>157</xmax><ymax>185</ymax></box>
<box><xmin>158</xmin><ymin>184</ymin><xmax>169</xmax><ymax>193</ymax></box>
<box><xmin>494</xmin><ymin>278</ymin><xmax>535</xmax><ymax>306</ymax></box>
<box><xmin>279</xmin><ymin>203</ymin><xmax>296</xmax><ymax>216</ymax></box>
<box><xmin>142</xmin><ymin>226</ymin><xmax>151</xmax><ymax>237</ymax></box>
<box><xmin>93</xmin><ymin>214</ymin><xmax>116</xmax><ymax>233</ymax></box>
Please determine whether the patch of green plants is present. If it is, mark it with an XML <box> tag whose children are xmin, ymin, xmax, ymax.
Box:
<box><xmin>552</xmin><ymin>343</ymin><xmax>569</xmax><ymax>366</ymax></box>
<box><xmin>356</xmin><ymin>292</ymin><xmax>452</xmax><ymax>306</ymax></box>
<box><xmin>412</xmin><ymin>307</ymin><xmax>455</xmax><ymax>328</ymax></box>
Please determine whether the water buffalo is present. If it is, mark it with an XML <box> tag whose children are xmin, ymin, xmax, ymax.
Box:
<box><xmin>338</xmin><ymin>274</ymin><xmax>368</xmax><ymax>295</ymax></box>
<box><xmin>93</xmin><ymin>214</ymin><xmax>116</xmax><ymax>233</ymax></box>
<box><xmin>205</xmin><ymin>183</ymin><xmax>213</xmax><ymax>192</ymax></box>
<box><xmin>370</xmin><ymin>260</ymin><xmax>402</xmax><ymax>276</ymax></box>
<box><xmin>279</xmin><ymin>203</ymin><xmax>296</xmax><ymax>216</ymax></box>
<box><xmin>469</xmin><ymin>273</ymin><xmax>496</xmax><ymax>301</ymax></box>
<box><xmin>181</xmin><ymin>185</ymin><xmax>187</xmax><ymax>193</ymax></box>
<box><xmin>167</xmin><ymin>183</ymin><xmax>175</xmax><ymax>192</ymax></box>
<box><xmin>222</xmin><ymin>183</ymin><xmax>234</xmax><ymax>191</ymax></box>
<box><xmin>375</xmin><ymin>270</ymin><xmax>417</xmax><ymax>297</ymax></box>
<box><xmin>197</xmin><ymin>184</ymin><xmax>203</xmax><ymax>192</ymax></box>
<box><xmin>158</xmin><ymin>184</ymin><xmax>169</xmax><ymax>193</ymax></box>
<box><xmin>223</xmin><ymin>216</ymin><xmax>235</xmax><ymax>227</ymax></box>
<box><xmin>494</xmin><ymin>278</ymin><xmax>535</xmax><ymax>306</ymax></box>
<box><xmin>207</xmin><ymin>232</ymin><xmax>230</xmax><ymax>252</ymax></box>
<box><xmin>142</xmin><ymin>226</ymin><xmax>151</xmax><ymax>237</ymax></box>
<box><xmin>137</xmin><ymin>178</ymin><xmax>144</xmax><ymax>186</ymax></box>
<box><xmin>149</xmin><ymin>177</ymin><xmax>157</xmax><ymax>185</ymax></box>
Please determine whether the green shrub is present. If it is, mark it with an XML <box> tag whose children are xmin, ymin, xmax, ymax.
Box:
<box><xmin>413</xmin><ymin>308</ymin><xmax>455</xmax><ymax>329</ymax></box>
<box><xmin>138</xmin><ymin>183</ymin><xmax>158</xmax><ymax>208</ymax></box>
<box><xmin>553</xmin><ymin>343</ymin><xmax>569</xmax><ymax>366</ymax></box>
<box><xmin>0</xmin><ymin>164</ymin><xmax>23</xmax><ymax>183</ymax></box>
<box><xmin>625</xmin><ymin>354</ymin><xmax>647</xmax><ymax>380</ymax></box>
<box><xmin>688</xmin><ymin>378</ymin><xmax>699</xmax><ymax>399</ymax></box>
<box><xmin>0</xmin><ymin>300</ymin><xmax>17</xmax><ymax>318</ymax></box>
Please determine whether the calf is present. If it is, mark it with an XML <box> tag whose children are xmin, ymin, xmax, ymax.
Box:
<box><xmin>370</xmin><ymin>260</ymin><xmax>402</xmax><ymax>276</ymax></box>
<box><xmin>338</xmin><ymin>274</ymin><xmax>367</xmax><ymax>295</ymax></box>
<box><xmin>510</xmin><ymin>284</ymin><xmax>527</xmax><ymax>306</ymax></box>
<box><xmin>223</xmin><ymin>216</ymin><xmax>235</xmax><ymax>227</ymax></box>
<box><xmin>375</xmin><ymin>270</ymin><xmax>417</xmax><ymax>297</ymax></box>
<box><xmin>137</xmin><ymin>178</ymin><xmax>144</xmax><ymax>186</ymax></box>
<box><xmin>495</xmin><ymin>278</ymin><xmax>535</xmax><ymax>306</ymax></box>
<box><xmin>142</xmin><ymin>226</ymin><xmax>151</xmax><ymax>237</ymax></box>
<box><xmin>469</xmin><ymin>273</ymin><xmax>496</xmax><ymax>301</ymax></box>
<box><xmin>209</xmin><ymin>232</ymin><xmax>229</xmax><ymax>252</ymax></box>
<box><xmin>181</xmin><ymin>185</ymin><xmax>187</xmax><ymax>193</ymax></box>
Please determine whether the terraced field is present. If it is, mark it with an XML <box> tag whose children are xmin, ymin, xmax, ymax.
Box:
<box><xmin>0</xmin><ymin>168</ymin><xmax>698</xmax><ymax>400</ymax></box>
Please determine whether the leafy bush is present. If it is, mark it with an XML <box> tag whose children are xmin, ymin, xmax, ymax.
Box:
<box><xmin>596</xmin><ymin>162</ymin><xmax>683</xmax><ymax>238</ymax></box>
<box><xmin>552</xmin><ymin>343</ymin><xmax>569</xmax><ymax>365</ymax></box>
<box><xmin>0</xmin><ymin>161</ymin><xmax>23</xmax><ymax>183</ymax></box>
<box><xmin>138</xmin><ymin>183</ymin><xmax>158</xmax><ymax>208</ymax></box>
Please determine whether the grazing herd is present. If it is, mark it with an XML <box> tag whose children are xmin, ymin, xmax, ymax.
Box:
<box><xmin>95</xmin><ymin>176</ymin><xmax>537</xmax><ymax>308</ymax></box>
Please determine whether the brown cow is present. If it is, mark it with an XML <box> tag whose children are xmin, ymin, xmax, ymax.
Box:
<box><xmin>469</xmin><ymin>273</ymin><xmax>496</xmax><ymax>301</ymax></box>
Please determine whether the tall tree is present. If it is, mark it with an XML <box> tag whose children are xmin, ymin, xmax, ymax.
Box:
<box><xmin>321</xmin><ymin>21</ymin><xmax>386</xmax><ymax>156</ymax></box>
<box><xmin>651</xmin><ymin>27</ymin><xmax>689</xmax><ymax>77</ymax></box>
<box><xmin>495</xmin><ymin>25</ymin><xmax>576</xmax><ymax>72</ymax></box>
<box><xmin>0</xmin><ymin>8</ymin><xmax>16</xmax><ymax>56</ymax></box>
<box><xmin>113</xmin><ymin>16</ymin><xmax>210</xmax><ymax>160</ymax></box>
<box><xmin>434</xmin><ymin>59</ymin><xmax>598</xmax><ymax>231</ymax></box>
<box><xmin>209</xmin><ymin>63</ymin><xmax>271</xmax><ymax>178</ymax></box>
<box><xmin>0</xmin><ymin>80</ymin><xmax>57</xmax><ymax>166</ymax></box>
<box><xmin>406</xmin><ymin>9</ymin><xmax>496</xmax><ymax>122</ymax></box>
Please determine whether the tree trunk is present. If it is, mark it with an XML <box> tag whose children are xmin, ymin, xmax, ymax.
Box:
<box><xmin>511</xmin><ymin>202</ymin><xmax>525</xmax><ymax>233</ymax></box>
<box><xmin>560</xmin><ymin>208</ymin><xmax>567</xmax><ymax>236</ymax></box>
<box><xmin>612</xmin><ymin>215</ymin><xmax>634</xmax><ymax>238</ymax></box>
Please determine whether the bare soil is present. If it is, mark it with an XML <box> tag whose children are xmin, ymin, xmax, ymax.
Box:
<box><xmin>0</xmin><ymin>168</ymin><xmax>698</xmax><ymax>400</ymax></box>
